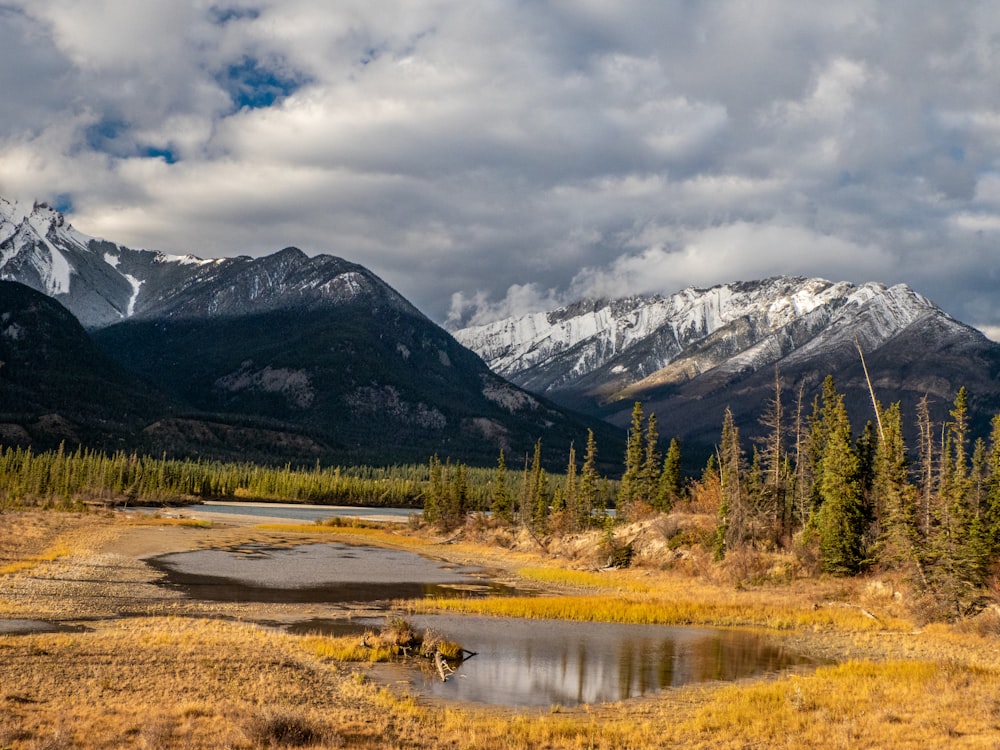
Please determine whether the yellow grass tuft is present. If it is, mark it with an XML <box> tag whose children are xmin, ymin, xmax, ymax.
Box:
<box><xmin>0</xmin><ymin>543</ymin><xmax>69</xmax><ymax>575</ymax></box>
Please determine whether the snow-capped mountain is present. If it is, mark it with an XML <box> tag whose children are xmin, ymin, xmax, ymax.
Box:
<box><xmin>454</xmin><ymin>277</ymin><xmax>1000</xmax><ymax>446</ymax></box>
<box><xmin>0</xmin><ymin>197</ymin><xmax>419</xmax><ymax>328</ymax></box>
<box><xmin>0</xmin><ymin>198</ymin><xmax>621</xmax><ymax>467</ymax></box>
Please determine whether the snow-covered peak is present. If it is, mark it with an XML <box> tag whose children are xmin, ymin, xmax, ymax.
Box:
<box><xmin>453</xmin><ymin>276</ymin><xmax>961</xmax><ymax>396</ymax></box>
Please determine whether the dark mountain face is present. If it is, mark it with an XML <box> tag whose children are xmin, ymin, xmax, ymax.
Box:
<box><xmin>0</xmin><ymin>198</ymin><xmax>622</xmax><ymax>467</ymax></box>
<box><xmin>93</xmin><ymin>301</ymin><xmax>619</xmax><ymax>466</ymax></box>
<box><xmin>0</xmin><ymin>281</ymin><xmax>171</xmax><ymax>450</ymax></box>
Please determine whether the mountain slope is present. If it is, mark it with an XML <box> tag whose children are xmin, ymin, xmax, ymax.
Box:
<box><xmin>0</xmin><ymin>197</ymin><xmax>622</xmax><ymax>467</ymax></box>
<box><xmin>454</xmin><ymin>277</ymin><xmax>1000</xmax><ymax>450</ymax></box>
<box><xmin>0</xmin><ymin>280</ymin><xmax>171</xmax><ymax>449</ymax></box>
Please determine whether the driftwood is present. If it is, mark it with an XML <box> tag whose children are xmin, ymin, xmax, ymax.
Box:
<box><xmin>434</xmin><ymin>651</ymin><xmax>456</xmax><ymax>682</ymax></box>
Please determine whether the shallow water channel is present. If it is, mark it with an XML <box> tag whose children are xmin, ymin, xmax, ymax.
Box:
<box><xmin>150</xmin><ymin>542</ymin><xmax>814</xmax><ymax>707</ymax></box>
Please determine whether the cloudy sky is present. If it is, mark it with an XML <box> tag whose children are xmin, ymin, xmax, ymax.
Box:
<box><xmin>2</xmin><ymin>2</ymin><xmax>999</xmax><ymax>336</ymax></box>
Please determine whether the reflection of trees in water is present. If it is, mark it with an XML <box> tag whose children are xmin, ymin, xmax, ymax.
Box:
<box><xmin>405</xmin><ymin>616</ymin><xmax>810</xmax><ymax>707</ymax></box>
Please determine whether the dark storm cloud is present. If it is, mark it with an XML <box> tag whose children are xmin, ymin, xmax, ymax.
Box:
<box><xmin>1</xmin><ymin>1</ymin><xmax>999</xmax><ymax>337</ymax></box>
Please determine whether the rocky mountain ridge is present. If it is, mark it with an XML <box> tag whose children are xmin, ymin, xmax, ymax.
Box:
<box><xmin>0</xmin><ymin>197</ymin><xmax>419</xmax><ymax>328</ymax></box>
<box><xmin>454</xmin><ymin>276</ymin><xmax>1000</xmax><ymax>450</ymax></box>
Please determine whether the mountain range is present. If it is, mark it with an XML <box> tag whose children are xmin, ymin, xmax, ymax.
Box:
<box><xmin>453</xmin><ymin>277</ymin><xmax>1000</xmax><ymax>454</ymax></box>
<box><xmin>0</xmin><ymin>198</ymin><xmax>619</xmax><ymax>467</ymax></box>
<box><xmin>3</xmin><ymin>194</ymin><xmax>999</xmax><ymax>470</ymax></box>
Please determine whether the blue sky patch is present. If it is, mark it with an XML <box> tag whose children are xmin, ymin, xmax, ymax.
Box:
<box><xmin>220</xmin><ymin>57</ymin><xmax>305</xmax><ymax>110</ymax></box>
<box><xmin>84</xmin><ymin>118</ymin><xmax>128</xmax><ymax>153</ymax></box>
<box><xmin>144</xmin><ymin>146</ymin><xmax>178</xmax><ymax>164</ymax></box>
<box><xmin>52</xmin><ymin>193</ymin><xmax>74</xmax><ymax>215</ymax></box>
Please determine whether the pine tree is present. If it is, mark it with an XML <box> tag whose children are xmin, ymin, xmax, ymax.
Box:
<box><xmin>443</xmin><ymin>462</ymin><xmax>469</xmax><ymax>528</ymax></box>
<box><xmin>655</xmin><ymin>438</ymin><xmax>682</xmax><ymax>512</ymax></box>
<box><xmin>871</xmin><ymin>403</ymin><xmax>919</xmax><ymax>573</ymax></box>
<box><xmin>985</xmin><ymin>415</ymin><xmax>1000</xmax><ymax>555</ymax></box>
<box><xmin>618</xmin><ymin>402</ymin><xmax>645</xmax><ymax>518</ymax></box>
<box><xmin>815</xmin><ymin>380</ymin><xmax>865</xmax><ymax>575</ymax></box>
<box><xmin>527</xmin><ymin>440</ymin><xmax>548</xmax><ymax>533</ymax></box>
<box><xmin>563</xmin><ymin>443</ymin><xmax>579</xmax><ymax>530</ymax></box>
<box><xmin>916</xmin><ymin>394</ymin><xmax>935</xmax><ymax>536</ymax></box>
<box><xmin>714</xmin><ymin>407</ymin><xmax>746</xmax><ymax>558</ymax></box>
<box><xmin>758</xmin><ymin>367</ymin><xmax>788</xmax><ymax>540</ymax></box>
<box><xmin>490</xmin><ymin>450</ymin><xmax>513</xmax><ymax>524</ymax></box>
<box><xmin>423</xmin><ymin>454</ymin><xmax>443</xmax><ymax>523</ymax></box>
<box><xmin>578</xmin><ymin>429</ymin><xmax>599</xmax><ymax>528</ymax></box>
<box><xmin>792</xmin><ymin>383</ymin><xmax>814</xmax><ymax>530</ymax></box>
<box><xmin>641</xmin><ymin>413</ymin><xmax>661</xmax><ymax>504</ymax></box>
<box><xmin>923</xmin><ymin>387</ymin><xmax>991</xmax><ymax>614</ymax></box>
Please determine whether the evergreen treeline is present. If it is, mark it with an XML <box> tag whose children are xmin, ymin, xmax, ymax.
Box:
<box><xmin>709</xmin><ymin>375</ymin><xmax>1000</xmax><ymax>618</ymax></box>
<box><xmin>0</xmin><ymin>445</ymin><xmax>445</xmax><ymax>509</ymax></box>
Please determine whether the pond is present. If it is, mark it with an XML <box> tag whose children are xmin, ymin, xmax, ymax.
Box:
<box><xmin>149</xmin><ymin>542</ymin><xmax>816</xmax><ymax>707</ymax></box>
<box><xmin>148</xmin><ymin>542</ymin><xmax>528</xmax><ymax>603</ymax></box>
<box><xmin>291</xmin><ymin>615</ymin><xmax>814</xmax><ymax>707</ymax></box>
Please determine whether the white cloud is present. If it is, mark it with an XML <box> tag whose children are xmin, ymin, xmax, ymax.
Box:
<box><xmin>1</xmin><ymin>1</ymin><xmax>1000</xmax><ymax>334</ymax></box>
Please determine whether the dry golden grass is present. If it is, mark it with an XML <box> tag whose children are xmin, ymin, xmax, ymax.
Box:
<box><xmin>3</xmin><ymin>511</ymin><xmax>1000</xmax><ymax>749</ymax></box>
<box><xmin>124</xmin><ymin>516</ymin><xmax>212</xmax><ymax>528</ymax></box>
<box><xmin>411</xmin><ymin>592</ymin><xmax>910</xmax><ymax>632</ymax></box>
<box><xmin>253</xmin><ymin>521</ymin><xmax>426</xmax><ymax>547</ymax></box>
<box><xmin>0</xmin><ymin>543</ymin><xmax>69</xmax><ymax>576</ymax></box>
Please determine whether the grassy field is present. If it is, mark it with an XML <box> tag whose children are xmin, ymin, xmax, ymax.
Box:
<box><xmin>2</xmin><ymin>511</ymin><xmax>1000</xmax><ymax>748</ymax></box>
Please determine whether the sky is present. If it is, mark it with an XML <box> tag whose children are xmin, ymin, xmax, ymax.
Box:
<box><xmin>1</xmin><ymin>2</ymin><xmax>999</xmax><ymax>337</ymax></box>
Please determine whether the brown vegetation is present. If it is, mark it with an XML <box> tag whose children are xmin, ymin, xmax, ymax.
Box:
<box><xmin>2</xmin><ymin>510</ymin><xmax>1000</xmax><ymax>748</ymax></box>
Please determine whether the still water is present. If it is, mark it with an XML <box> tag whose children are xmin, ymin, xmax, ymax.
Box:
<box><xmin>293</xmin><ymin>614</ymin><xmax>812</xmax><ymax>707</ymax></box>
<box><xmin>180</xmin><ymin>501</ymin><xmax>416</xmax><ymax>523</ymax></box>
<box><xmin>150</xmin><ymin>542</ymin><xmax>815</xmax><ymax>706</ymax></box>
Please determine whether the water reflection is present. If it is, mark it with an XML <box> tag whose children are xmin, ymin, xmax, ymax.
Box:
<box><xmin>297</xmin><ymin>615</ymin><xmax>814</xmax><ymax>707</ymax></box>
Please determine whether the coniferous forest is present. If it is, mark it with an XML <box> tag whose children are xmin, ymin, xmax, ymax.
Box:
<box><xmin>5</xmin><ymin>372</ymin><xmax>1000</xmax><ymax>620</ymax></box>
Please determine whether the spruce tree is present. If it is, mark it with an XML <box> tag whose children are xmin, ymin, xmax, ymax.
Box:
<box><xmin>715</xmin><ymin>407</ymin><xmax>746</xmax><ymax>558</ymax></box>
<box><xmin>490</xmin><ymin>450</ymin><xmax>513</xmax><ymax>524</ymax></box>
<box><xmin>815</xmin><ymin>380</ymin><xmax>865</xmax><ymax>575</ymax></box>
<box><xmin>423</xmin><ymin>454</ymin><xmax>443</xmax><ymax>523</ymax></box>
<box><xmin>563</xmin><ymin>443</ymin><xmax>579</xmax><ymax>530</ymax></box>
<box><xmin>618</xmin><ymin>402</ymin><xmax>645</xmax><ymax>518</ymax></box>
<box><xmin>641</xmin><ymin>413</ymin><xmax>661</xmax><ymax>503</ymax></box>
<box><xmin>578</xmin><ymin>429</ymin><xmax>599</xmax><ymax>528</ymax></box>
<box><xmin>655</xmin><ymin>438</ymin><xmax>682</xmax><ymax>512</ymax></box>
<box><xmin>871</xmin><ymin>403</ymin><xmax>918</xmax><ymax>573</ymax></box>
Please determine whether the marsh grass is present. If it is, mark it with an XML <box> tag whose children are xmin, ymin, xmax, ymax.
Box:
<box><xmin>515</xmin><ymin>565</ymin><xmax>655</xmax><ymax>592</ymax></box>
<box><xmin>412</xmin><ymin>594</ymin><xmax>910</xmax><ymax>632</ymax></box>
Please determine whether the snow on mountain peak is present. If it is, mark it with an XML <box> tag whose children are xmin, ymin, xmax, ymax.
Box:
<box><xmin>453</xmin><ymin>276</ymin><xmax>959</xmax><ymax>396</ymax></box>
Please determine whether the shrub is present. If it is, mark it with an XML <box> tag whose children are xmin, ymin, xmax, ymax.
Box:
<box><xmin>244</xmin><ymin>709</ymin><xmax>324</xmax><ymax>748</ymax></box>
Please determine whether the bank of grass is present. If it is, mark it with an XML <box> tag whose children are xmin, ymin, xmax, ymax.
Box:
<box><xmin>5</xmin><ymin>511</ymin><xmax>1000</xmax><ymax>748</ymax></box>
<box><xmin>124</xmin><ymin>516</ymin><xmax>212</xmax><ymax>529</ymax></box>
<box><xmin>5</xmin><ymin>616</ymin><xmax>999</xmax><ymax>749</ymax></box>
<box><xmin>253</xmin><ymin>520</ymin><xmax>426</xmax><ymax>547</ymax></box>
<box><xmin>411</xmin><ymin>593</ymin><xmax>909</xmax><ymax>632</ymax></box>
